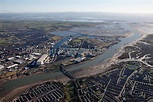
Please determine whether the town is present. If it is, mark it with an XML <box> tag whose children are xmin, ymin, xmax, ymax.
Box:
<box><xmin>0</xmin><ymin>21</ymin><xmax>122</xmax><ymax>81</ymax></box>
<box><xmin>1</xmin><ymin>0</ymin><xmax>153</xmax><ymax>101</ymax></box>
<box><xmin>1</xmin><ymin>19</ymin><xmax>153</xmax><ymax>102</ymax></box>
<box><xmin>11</xmin><ymin>61</ymin><xmax>153</xmax><ymax>102</ymax></box>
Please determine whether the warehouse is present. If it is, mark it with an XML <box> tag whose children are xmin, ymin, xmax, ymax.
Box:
<box><xmin>37</xmin><ymin>54</ymin><xmax>48</xmax><ymax>65</ymax></box>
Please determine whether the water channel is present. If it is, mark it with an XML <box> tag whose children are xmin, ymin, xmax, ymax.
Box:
<box><xmin>1</xmin><ymin>23</ymin><xmax>142</xmax><ymax>93</ymax></box>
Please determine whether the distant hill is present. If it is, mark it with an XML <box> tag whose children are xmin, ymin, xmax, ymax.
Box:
<box><xmin>0</xmin><ymin>12</ymin><xmax>153</xmax><ymax>22</ymax></box>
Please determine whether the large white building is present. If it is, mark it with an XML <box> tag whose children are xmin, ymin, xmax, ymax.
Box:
<box><xmin>0</xmin><ymin>65</ymin><xmax>4</xmax><ymax>70</ymax></box>
<box><xmin>37</xmin><ymin>54</ymin><xmax>48</xmax><ymax>65</ymax></box>
<box><xmin>7</xmin><ymin>64</ymin><xmax>18</xmax><ymax>69</ymax></box>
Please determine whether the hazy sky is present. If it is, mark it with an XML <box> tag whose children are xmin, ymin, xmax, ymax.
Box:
<box><xmin>0</xmin><ymin>0</ymin><xmax>153</xmax><ymax>14</ymax></box>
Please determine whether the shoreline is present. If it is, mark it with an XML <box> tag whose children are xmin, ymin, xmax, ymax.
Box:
<box><xmin>0</xmin><ymin>31</ymin><xmax>142</xmax><ymax>101</ymax></box>
<box><xmin>72</xmin><ymin>30</ymin><xmax>144</xmax><ymax>79</ymax></box>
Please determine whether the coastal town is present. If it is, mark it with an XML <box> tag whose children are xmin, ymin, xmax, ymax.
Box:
<box><xmin>0</xmin><ymin>20</ymin><xmax>153</xmax><ymax>102</ymax></box>
<box><xmin>0</xmin><ymin>21</ymin><xmax>123</xmax><ymax>80</ymax></box>
<box><xmin>1</xmin><ymin>0</ymin><xmax>153</xmax><ymax>101</ymax></box>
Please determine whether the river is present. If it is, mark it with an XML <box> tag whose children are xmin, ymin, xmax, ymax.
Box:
<box><xmin>1</xmin><ymin>23</ymin><xmax>142</xmax><ymax>94</ymax></box>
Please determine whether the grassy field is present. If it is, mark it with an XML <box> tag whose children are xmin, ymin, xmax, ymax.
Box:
<box><xmin>51</xmin><ymin>36</ymin><xmax>62</xmax><ymax>41</ymax></box>
<box><xmin>0</xmin><ymin>20</ymin><xmax>97</xmax><ymax>47</ymax></box>
<box><xmin>0</xmin><ymin>20</ymin><xmax>97</xmax><ymax>32</ymax></box>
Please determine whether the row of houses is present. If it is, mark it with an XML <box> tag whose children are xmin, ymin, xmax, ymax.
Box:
<box><xmin>13</xmin><ymin>82</ymin><xmax>65</xmax><ymax>102</ymax></box>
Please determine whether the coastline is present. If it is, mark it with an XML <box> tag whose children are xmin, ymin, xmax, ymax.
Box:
<box><xmin>73</xmin><ymin>31</ymin><xmax>144</xmax><ymax>79</ymax></box>
<box><xmin>0</xmin><ymin>30</ymin><xmax>143</xmax><ymax>101</ymax></box>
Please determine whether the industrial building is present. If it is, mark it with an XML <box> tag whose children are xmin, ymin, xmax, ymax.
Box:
<box><xmin>37</xmin><ymin>54</ymin><xmax>48</xmax><ymax>65</ymax></box>
<box><xmin>0</xmin><ymin>65</ymin><xmax>4</xmax><ymax>70</ymax></box>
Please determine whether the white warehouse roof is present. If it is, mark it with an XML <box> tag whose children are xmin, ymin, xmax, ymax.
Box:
<box><xmin>37</xmin><ymin>54</ymin><xmax>48</xmax><ymax>65</ymax></box>
<box><xmin>0</xmin><ymin>65</ymin><xmax>4</xmax><ymax>70</ymax></box>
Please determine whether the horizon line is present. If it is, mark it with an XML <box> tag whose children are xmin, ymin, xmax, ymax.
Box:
<box><xmin>1</xmin><ymin>11</ymin><xmax>153</xmax><ymax>15</ymax></box>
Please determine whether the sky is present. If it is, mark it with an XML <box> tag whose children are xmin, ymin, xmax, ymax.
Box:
<box><xmin>0</xmin><ymin>0</ymin><xmax>153</xmax><ymax>14</ymax></box>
